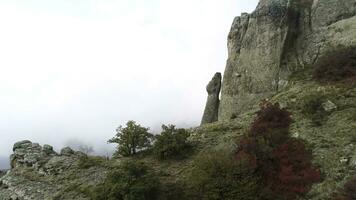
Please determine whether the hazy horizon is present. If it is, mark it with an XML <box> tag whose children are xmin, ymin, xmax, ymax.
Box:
<box><xmin>0</xmin><ymin>0</ymin><xmax>259</xmax><ymax>163</ymax></box>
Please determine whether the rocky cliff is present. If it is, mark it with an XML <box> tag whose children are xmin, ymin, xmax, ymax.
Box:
<box><xmin>218</xmin><ymin>0</ymin><xmax>356</xmax><ymax>120</ymax></box>
<box><xmin>1</xmin><ymin>0</ymin><xmax>355</xmax><ymax>199</ymax></box>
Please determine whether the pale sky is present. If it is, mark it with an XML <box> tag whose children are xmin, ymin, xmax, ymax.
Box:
<box><xmin>0</xmin><ymin>0</ymin><xmax>258</xmax><ymax>159</ymax></box>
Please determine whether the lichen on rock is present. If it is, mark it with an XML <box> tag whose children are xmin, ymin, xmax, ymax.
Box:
<box><xmin>201</xmin><ymin>72</ymin><xmax>222</xmax><ymax>125</ymax></box>
<box><xmin>218</xmin><ymin>0</ymin><xmax>356</xmax><ymax>121</ymax></box>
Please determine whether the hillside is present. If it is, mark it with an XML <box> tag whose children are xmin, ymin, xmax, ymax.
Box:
<box><xmin>1</xmin><ymin>0</ymin><xmax>356</xmax><ymax>199</ymax></box>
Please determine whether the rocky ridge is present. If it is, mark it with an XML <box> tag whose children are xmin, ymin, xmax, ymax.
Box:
<box><xmin>218</xmin><ymin>0</ymin><xmax>356</xmax><ymax>120</ymax></box>
<box><xmin>0</xmin><ymin>141</ymin><xmax>105</xmax><ymax>200</ymax></box>
<box><xmin>0</xmin><ymin>0</ymin><xmax>355</xmax><ymax>199</ymax></box>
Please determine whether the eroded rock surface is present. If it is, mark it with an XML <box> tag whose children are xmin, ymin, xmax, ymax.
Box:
<box><xmin>0</xmin><ymin>141</ymin><xmax>104</xmax><ymax>200</ymax></box>
<box><xmin>219</xmin><ymin>0</ymin><xmax>356</xmax><ymax>120</ymax></box>
<box><xmin>201</xmin><ymin>72</ymin><xmax>222</xmax><ymax>125</ymax></box>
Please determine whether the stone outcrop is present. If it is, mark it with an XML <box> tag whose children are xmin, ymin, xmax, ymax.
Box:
<box><xmin>219</xmin><ymin>0</ymin><xmax>356</xmax><ymax>120</ymax></box>
<box><xmin>201</xmin><ymin>72</ymin><xmax>222</xmax><ymax>125</ymax></box>
<box><xmin>0</xmin><ymin>141</ymin><xmax>98</xmax><ymax>200</ymax></box>
<box><xmin>10</xmin><ymin>140</ymin><xmax>57</xmax><ymax>169</ymax></box>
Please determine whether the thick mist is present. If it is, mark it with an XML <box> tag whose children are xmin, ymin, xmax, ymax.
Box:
<box><xmin>0</xmin><ymin>0</ymin><xmax>258</xmax><ymax>167</ymax></box>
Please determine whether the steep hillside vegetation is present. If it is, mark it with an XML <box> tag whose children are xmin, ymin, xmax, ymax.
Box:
<box><xmin>0</xmin><ymin>74</ymin><xmax>354</xmax><ymax>200</ymax></box>
<box><xmin>0</xmin><ymin>0</ymin><xmax>355</xmax><ymax>199</ymax></box>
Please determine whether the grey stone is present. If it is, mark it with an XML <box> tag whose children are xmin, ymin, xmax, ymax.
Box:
<box><xmin>12</xmin><ymin>140</ymin><xmax>31</xmax><ymax>151</ymax></box>
<box><xmin>219</xmin><ymin>0</ymin><xmax>356</xmax><ymax>120</ymax></box>
<box><xmin>42</xmin><ymin>144</ymin><xmax>56</xmax><ymax>156</ymax></box>
<box><xmin>322</xmin><ymin>100</ymin><xmax>337</xmax><ymax>112</ymax></box>
<box><xmin>201</xmin><ymin>72</ymin><xmax>222</xmax><ymax>125</ymax></box>
<box><xmin>60</xmin><ymin>147</ymin><xmax>74</xmax><ymax>156</ymax></box>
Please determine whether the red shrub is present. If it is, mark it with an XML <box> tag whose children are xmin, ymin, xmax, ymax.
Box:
<box><xmin>263</xmin><ymin>139</ymin><xmax>321</xmax><ymax>199</ymax></box>
<box><xmin>313</xmin><ymin>46</ymin><xmax>356</xmax><ymax>85</ymax></box>
<box><xmin>235</xmin><ymin>149</ymin><xmax>258</xmax><ymax>170</ymax></box>
<box><xmin>250</xmin><ymin>102</ymin><xmax>293</xmax><ymax>137</ymax></box>
<box><xmin>236</xmin><ymin>101</ymin><xmax>321</xmax><ymax>200</ymax></box>
<box><xmin>335</xmin><ymin>176</ymin><xmax>356</xmax><ymax>200</ymax></box>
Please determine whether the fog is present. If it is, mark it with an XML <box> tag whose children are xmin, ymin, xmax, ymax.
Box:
<box><xmin>0</xmin><ymin>0</ymin><xmax>258</xmax><ymax>167</ymax></box>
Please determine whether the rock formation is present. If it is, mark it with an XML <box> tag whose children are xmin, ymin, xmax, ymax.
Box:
<box><xmin>10</xmin><ymin>140</ymin><xmax>57</xmax><ymax>169</ymax></box>
<box><xmin>201</xmin><ymin>72</ymin><xmax>222</xmax><ymax>125</ymax></box>
<box><xmin>218</xmin><ymin>0</ymin><xmax>356</xmax><ymax>120</ymax></box>
<box><xmin>0</xmin><ymin>141</ymin><xmax>99</xmax><ymax>200</ymax></box>
<box><xmin>0</xmin><ymin>1</ymin><xmax>355</xmax><ymax>199</ymax></box>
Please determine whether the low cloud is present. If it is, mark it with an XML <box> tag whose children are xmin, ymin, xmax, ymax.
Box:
<box><xmin>0</xmin><ymin>0</ymin><xmax>258</xmax><ymax>157</ymax></box>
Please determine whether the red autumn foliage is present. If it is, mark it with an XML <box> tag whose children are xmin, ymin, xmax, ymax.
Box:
<box><xmin>334</xmin><ymin>176</ymin><xmax>356</xmax><ymax>200</ymax></box>
<box><xmin>235</xmin><ymin>149</ymin><xmax>258</xmax><ymax>170</ymax></box>
<box><xmin>264</xmin><ymin>139</ymin><xmax>321</xmax><ymax>199</ymax></box>
<box><xmin>236</xmin><ymin>101</ymin><xmax>321</xmax><ymax>200</ymax></box>
<box><xmin>250</xmin><ymin>102</ymin><xmax>293</xmax><ymax>137</ymax></box>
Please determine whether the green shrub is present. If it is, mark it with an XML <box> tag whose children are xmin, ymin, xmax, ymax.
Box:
<box><xmin>187</xmin><ymin>149</ymin><xmax>260</xmax><ymax>200</ymax></box>
<box><xmin>87</xmin><ymin>160</ymin><xmax>160</xmax><ymax>200</ymax></box>
<box><xmin>109</xmin><ymin>121</ymin><xmax>153</xmax><ymax>157</ymax></box>
<box><xmin>158</xmin><ymin>182</ymin><xmax>188</xmax><ymax>200</ymax></box>
<box><xmin>301</xmin><ymin>94</ymin><xmax>328</xmax><ymax>126</ymax></box>
<box><xmin>153</xmin><ymin>125</ymin><xmax>191</xmax><ymax>160</ymax></box>
<box><xmin>351</xmin><ymin>111</ymin><xmax>356</xmax><ymax>121</ymax></box>
<box><xmin>77</xmin><ymin>155</ymin><xmax>106</xmax><ymax>169</ymax></box>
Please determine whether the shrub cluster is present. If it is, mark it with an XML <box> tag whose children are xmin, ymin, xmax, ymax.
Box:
<box><xmin>334</xmin><ymin>176</ymin><xmax>356</xmax><ymax>200</ymax></box>
<box><xmin>236</xmin><ymin>102</ymin><xmax>321</xmax><ymax>200</ymax></box>
<box><xmin>301</xmin><ymin>94</ymin><xmax>328</xmax><ymax>126</ymax></box>
<box><xmin>188</xmin><ymin>102</ymin><xmax>320</xmax><ymax>200</ymax></box>
<box><xmin>87</xmin><ymin>160</ymin><xmax>160</xmax><ymax>200</ymax></box>
<box><xmin>109</xmin><ymin>121</ymin><xmax>153</xmax><ymax>157</ymax></box>
<box><xmin>188</xmin><ymin>149</ymin><xmax>260</xmax><ymax>200</ymax></box>
<box><xmin>152</xmin><ymin>125</ymin><xmax>191</xmax><ymax>160</ymax></box>
<box><xmin>250</xmin><ymin>101</ymin><xmax>293</xmax><ymax>136</ymax></box>
<box><xmin>313</xmin><ymin>46</ymin><xmax>356</xmax><ymax>85</ymax></box>
<box><xmin>77</xmin><ymin>155</ymin><xmax>106</xmax><ymax>169</ymax></box>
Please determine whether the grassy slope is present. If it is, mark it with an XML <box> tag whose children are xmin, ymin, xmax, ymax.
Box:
<box><xmin>5</xmin><ymin>72</ymin><xmax>355</xmax><ymax>200</ymax></box>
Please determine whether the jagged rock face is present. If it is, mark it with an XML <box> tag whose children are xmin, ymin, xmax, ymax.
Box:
<box><xmin>10</xmin><ymin>140</ymin><xmax>57</xmax><ymax>169</ymax></box>
<box><xmin>0</xmin><ymin>141</ymin><xmax>95</xmax><ymax>200</ymax></box>
<box><xmin>60</xmin><ymin>146</ymin><xmax>75</xmax><ymax>156</ymax></box>
<box><xmin>201</xmin><ymin>72</ymin><xmax>222</xmax><ymax>125</ymax></box>
<box><xmin>219</xmin><ymin>0</ymin><xmax>356</xmax><ymax>120</ymax></box>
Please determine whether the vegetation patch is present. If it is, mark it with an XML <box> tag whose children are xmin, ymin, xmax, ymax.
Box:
<box><xmin>334</xmin><ymin>175</ymin><xmax>356</xmax><ymax>200</ymax></box>
<box><xmin>186</xmin><ymin>102</ymin><xmax>321</xmax><ymax>200</ymax></box>
<box><xmin>77</xmin><ymin>155</ymin><xmax>106</xmax><ymax>169</ymax></box>
<box><xmin>86</xmin><ymin>160</ymin><xmax>160</xmax><ymax>200</ymax></box>
<box><xmin>301</xmin><ymin>94</ymin><xmax>329</xmax><ymax>126</ymax></box>
<box><xmin>313</xmin><ymin>46</ymin><xmax>356</xmax><ymax>86</ymax></box>
<box><xmin>152</xmin><ymin>125</ymin><xmax>192</xmax><ymax>160</ymax></box>
<box><xmin>109</xmin><ymin>121</ymin><xmax>153</xmax><ymax>157</ymax></box>
<box><xmin>236</xmin><ymin>102</ymin><xmax>321</xmax><ymax>200</ymax></box>
<box><xmin>187</xmin><ymin>149</ymin><xmax>260</xmax><ymax>200</ymax></box>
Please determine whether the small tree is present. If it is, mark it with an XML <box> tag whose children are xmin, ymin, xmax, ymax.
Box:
<box><xmin>109</xmin><ymin>120</ymin><xmax>153</xmax><ymax>157</ymax></box>
<box><xmin>153</xmin><ymin>124</ymin><xmax>191</xmax><ymax>160</ymax></box>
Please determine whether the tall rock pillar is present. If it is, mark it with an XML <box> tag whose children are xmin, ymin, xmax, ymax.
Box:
<box><xmin>201</xmin><ymin>73</ymin><xmax>222</xmax><ymax>125</ymax></box>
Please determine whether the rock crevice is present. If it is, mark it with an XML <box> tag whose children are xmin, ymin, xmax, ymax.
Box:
<box><xmin>218</xmin><ymin>0</ymin><xmax>356</xmax><ymax>120</ymax></box>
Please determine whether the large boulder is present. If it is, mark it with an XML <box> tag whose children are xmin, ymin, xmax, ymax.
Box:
<box><xmin>60</xmin><ymin>147</ymin><xmax>75</xmax><ymax>156</ymax></box>
<box><xmin>219</xmin><ymin>0</ymin><xmax>356</xmax><ymax>120</ymax></box>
